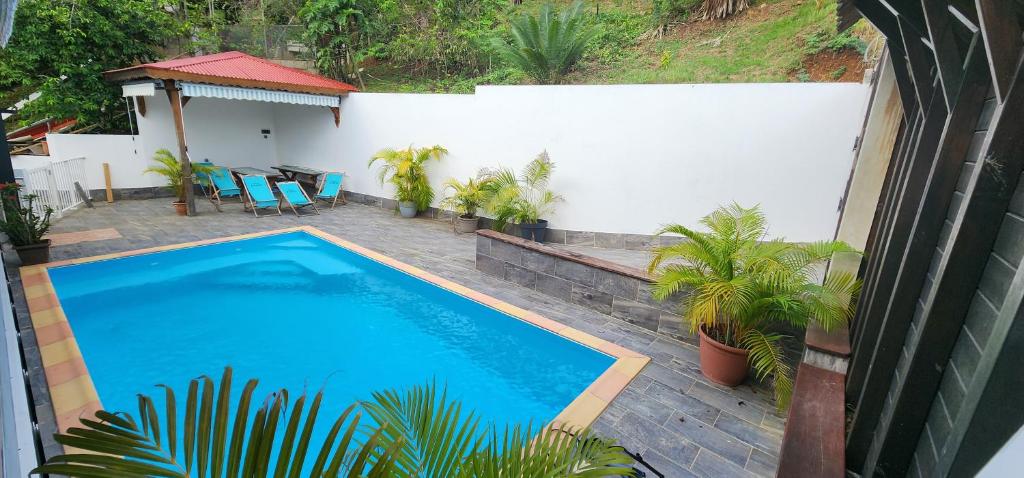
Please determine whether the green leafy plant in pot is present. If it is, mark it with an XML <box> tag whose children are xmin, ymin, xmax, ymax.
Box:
<box><xmin>647</xmin><ymin>204</ymin><xmax>861</xmax><ymax>409</ymax></box>
<box><xmin>483</xmin><ymin>151</ymin><xmax>563</xmax><ymax>242</ymax></box>
<box><xmin>0</xmin><ymin>183</ymin><xmax>54</xmax><ymax>265</ymax></box>
<box><xmin>439</xmin><ymin>173</ymin><xmax>494</xmax><ymax>233</ymax></box>
<box><xmin>144</xmin><ymin>149</ymin><xmax>215</xmax><ymax>216</ymax></box>
<box><xmin>369</xmin><ymin>145</ymin><xmax>447</xmax><ymax>218</ymax></box>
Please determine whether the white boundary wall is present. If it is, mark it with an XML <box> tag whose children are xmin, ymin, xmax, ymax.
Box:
<box><xmin>53</xmin><ymin>83</ymin><xmax>871</xmax><ymax>241</ymax></box>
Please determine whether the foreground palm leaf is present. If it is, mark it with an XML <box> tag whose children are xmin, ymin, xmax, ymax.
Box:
<box><xmin>361</xmin><ymin>383</ymin><xmax>636</xmax><ymax>477</ymax></box>
<box><xmin>32</xmin><ymin>367</ymin><xmax>400</xmax><ymax>478</ymax></box>
<box><xmin>34</xmin><ymin>369</ymin><xmax>635</xmax><ymax>477</ymax></box>
<box><xmin>647</xmin><ymin>204</ymin><xmax>861</xmax><ymax>408</ymax></box>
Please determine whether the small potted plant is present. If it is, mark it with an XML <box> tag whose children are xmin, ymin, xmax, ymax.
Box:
<box><xmin>144</xmin><ymin>149</ymin><xmax>215</xmax><ymax>215</ymax></box>
<box><xmin>369</xmin><ymin>145</ymin><xmax>447</xmax><ymax>218</ymax></box>
<box><xmin>647</xmin><ymin>204</ymin><xmax>861</xmax><ymax>409</ymax></box>
<box><xmin>439</xmin><ymin>173</ymin><xmax>493</xmax><ymax>233</ymax></box>
<box><xmin>0</xmin><ymin>183</ymin><xmax>54</xmax><ymax>265</ymax></box>
<box><xmin>483</xmin><ymin>151</ymin><xmax>562</xmax><ymax>242</ymax></box>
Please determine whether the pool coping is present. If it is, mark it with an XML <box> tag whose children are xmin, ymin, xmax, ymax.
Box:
<box><xmin>20</xmin><ymin>225</ymin><xmax>650</xmax><ymax>449</ymax></box>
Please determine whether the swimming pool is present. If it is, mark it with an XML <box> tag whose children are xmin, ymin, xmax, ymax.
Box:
<box><xmin>23</xmin><ymin>227</ymin><xmax>647</xmax><ymax>443</ymax></box>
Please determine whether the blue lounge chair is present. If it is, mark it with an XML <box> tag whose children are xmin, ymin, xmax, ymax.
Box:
<box><xmin>240</xmin><ymin>175</ymin><xmax>281</xmax><ymax>217</ymax></box>
<box><xmin>315</xmin><ymin>172</ymin><xmax>345</xmax><ymax>209</ymax></box>
<box><xmin>277</xmin><ymin>181</ymin><xmax>319</xmax><ymax>216</ymax></box>
<box><xmin>208</xmin><ymin>167</ymin><xmax>243</xmax><ymax>208</ymax></box>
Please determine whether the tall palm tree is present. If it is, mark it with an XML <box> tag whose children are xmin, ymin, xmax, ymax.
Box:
<box><xmin>647</xmin><ymin>204</ymin><xmax>861</xmax><ymax>408</ymax></box>
<box><xmin>368</xmin><ymin>145</ymin><xmax>447</xmax><ymax>212</ymax></box>
<box><xmin>33</xmin><ymin>368</ymin><xmax>635</xmax><ymax>477</ymax></box>
<box><xmin>492</xmin><ymin>1</ymin><xmax>597</xmax><ymax>85</ymax></box>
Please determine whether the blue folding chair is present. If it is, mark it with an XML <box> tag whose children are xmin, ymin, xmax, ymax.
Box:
<box><xmin>208</xmin><ymin>167</ymin><xmax>243</xmax><ymax>208</ymax></box>
<box><xmin>277</xmin><ymin>181</ymin><xmax>319</xmax><ymax>216</ymax></box>
<box><xmin>240</xmin><ymin>175</ymin><xmax>281</xmax><ymax>217</ymax></box>
<box><xmin>314</xmin><ymin>172</ymin><xmax>345</xmax><ymax>209</ymax></box>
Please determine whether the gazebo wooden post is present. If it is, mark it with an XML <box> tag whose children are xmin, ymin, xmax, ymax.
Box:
<box><xmin>163</xmin><ymin>79</ymin><xmax>196</xmax><ymax>216</ymax></box>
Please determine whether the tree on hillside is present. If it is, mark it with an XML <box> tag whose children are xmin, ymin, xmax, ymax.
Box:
<box><xmin>492</xmin><ymin>1</ymin><xmax>596</xmax><ymax>85</ymax></box>
<box><xmin>0</xmin><ymin>0</ymin><xmax>181</xmax><ymax>132</ymax></box>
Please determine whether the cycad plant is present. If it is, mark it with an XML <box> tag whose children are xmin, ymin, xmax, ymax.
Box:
<box><xmin>369</xmin><ymin>145</ymin><xmax>447</xmax><ymax>212</ymax></box>
<box><xmin>482</xmin><ymin>151</ymin><xmax>563</xmax><ymax>231</ymax></box>
<box><xmin>647</xmin><ymin>204</ymin><xmax>861</xmax><ymax>408</ymax></box>
<box><xmin>144</xmin><ymin>149</ymin><xmax>216</xmax><ymax>203</ymax></box>
<box><xmin>492</xmin><ymin>1</ymin><xmax>597</xmax><ymax>85</ymax></box>
<box><xmin>32</xmin><ymin>368</ymin><xmax>635</xmax><ymax>477</ymax></box>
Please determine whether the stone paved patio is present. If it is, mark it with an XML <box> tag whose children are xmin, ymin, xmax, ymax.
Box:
<box><xmin>8</xmin><ymin>199</ymin><xmax>783</xmax><ymax>477</ymax></box>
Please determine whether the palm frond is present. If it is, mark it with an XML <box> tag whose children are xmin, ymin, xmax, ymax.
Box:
<box><xmin>360</xmin><ymin>382</ymin><xmax>483</xmax><ymax>477</ymax></box>
<box><xmin>741</xmin><ymin>330</ymin><xmax>793</xmax><ymax>410</ymax></box>
<box><xmin>32</xmin><ymin>367</ymin><xmax>398</xmax><ymax>478</ymax></box>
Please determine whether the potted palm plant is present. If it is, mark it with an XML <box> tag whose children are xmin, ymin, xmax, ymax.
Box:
<box><xmin>144</xmin><ymin>149</ymin><xmax>215</xmax><ymax>216</ymax></box>
<box><xmin>483</xmin><ymin>151</ymin><xmax>563</xmax><ymax>242</ymax></box>
<box><xmin>439</xmin><ymin>173</ymin><xmax>493</xmax><ymax>233</ymax></box>
<box><xmin>369</xmin><ymin>145</ymin><xmax>447</xmax><ymax>218</ymax></box>
<box><xmin>647</xmin><ymin>204</ymin><xmax>861</xmax><ymax>408</ymax></box>
<box><xmin>0</xmin><ymin>183</ymin><xmax>53</xmax><ymax>265</ymax></box>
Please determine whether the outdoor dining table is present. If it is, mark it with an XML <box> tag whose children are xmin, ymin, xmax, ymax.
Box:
<box><xmin>229</xmin><ymin>166</ymin><xmax>279</xmax><ymax>179</ymax></box>
<box><xmin>273</xmin><ymin>164</ymin><xmax>324</xmax><ymax>181</ymax></box>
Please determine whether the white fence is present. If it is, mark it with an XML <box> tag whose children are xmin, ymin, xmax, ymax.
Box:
<box><xmin>16</xmin><ymin>157</ymin><xmax>89</xmax><ymax>218</ymax></box>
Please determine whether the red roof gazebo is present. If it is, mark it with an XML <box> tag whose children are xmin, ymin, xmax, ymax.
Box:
<box><xmin>104</xmin><ymin>51</ymin><xmax>357</xmax><ymax>216</ymax></box>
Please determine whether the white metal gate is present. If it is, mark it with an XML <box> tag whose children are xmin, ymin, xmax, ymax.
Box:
<box><xmin>16</xmin><ymin>157</ymin><xmax>89</xmax><ymax>219</ymax></box>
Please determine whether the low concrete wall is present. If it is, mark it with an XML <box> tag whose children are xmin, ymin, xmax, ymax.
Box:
<box><xmin>474</xmin><ymin>229</ymin><xmax>690</xmax><ymax>341</ymax></box>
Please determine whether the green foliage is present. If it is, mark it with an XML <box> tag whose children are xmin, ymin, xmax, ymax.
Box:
<box><xmin>483</xmin><ymin>151</ymin><xmax>563</xmax><ymax>230</ymax></box>
<box><xmin>299</xmin><ymin>0</ymin><xmax>366</xmax><ymax>85</ymax></box>
<box><xmin>369</xmin><ymin>145</ymin><xmax>447</xmax><ymax>212</ymax></box>
<box><xmin>492</xmin><ymin>1</ymin><xmax>597</xmax><ymax>84</ymax></box>
<box><xmin>32</xmin><ymin>367</ymin><xmax>635</xmax><ymax>477</ymax></box>
<box><xmin>651</xmin><ymin>0</ymin><xmax>700</xmax><ymax>28</ymax></box>
<box><xmin>0</xmin><ymin>0</ymin><xmax>181</xmax><ymax>131</ymax></box>
<box><xmin>0</xmin><ymin>184</ymin><xmax>52</xmax><ymax>246</ymax></box>
<box><xmin>805</xmin><ymin>28</ymin><xmax>866</xmax><ymax>54</ymax></box>
<box><xmin>647</xmin><ymin>204</ymin><xmax>862</xmax><ymax>408</ymax></box>
<box><xmin>439</xmin><ymin>174</ymin><xmax>493</xmax><ymax>219</ymax></box>
<box><xmin>144</xmin><ymin>149</ymin><xmax>216</xmax><ymax>202</ymax></box>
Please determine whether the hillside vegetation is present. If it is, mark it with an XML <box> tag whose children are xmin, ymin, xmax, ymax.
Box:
<box><xmin>357</xmin><ymin>0</ymin><xmax>874</xmax><ymax>93</ymax></box>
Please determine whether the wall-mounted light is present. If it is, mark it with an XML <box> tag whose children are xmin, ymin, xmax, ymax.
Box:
<box><xmin>261</xmin><ymin>129</ymin><xmax>271</xmax><ymax>139</ymax></box>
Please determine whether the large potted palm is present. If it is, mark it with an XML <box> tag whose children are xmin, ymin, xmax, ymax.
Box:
<box><xmin>439</xmin><ymin>173</ymin><xmax>493</xmax><ymax>233</ymax></box>
<box><xmin>369</xmin><ymin>145</ymin><xmax>447</xmax><ymax>218</ymax></box>
<box><xmin>144</xmin><ymin>149</ymin><xmax>215</xmax><ymax>216</ymax></box>
<box><xmin>32</xmin><ymin>367</ymin><xmax>635</xmax><ymax>476</ymax></box>
<box><xmin>647</xmin><ymin>204</ymin><xmax>861</xmax><ymax>408</ymax></box>
<box><xmin>483</xmin><ymin>151</ymin><xmax>563</xmax><ymax>242</ymax></box>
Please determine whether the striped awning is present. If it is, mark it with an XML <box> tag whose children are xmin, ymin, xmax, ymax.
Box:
<box><xmin>179</xmin><ymin>82</ymin><xmax>341</xmax><ymax>107</ymax></box>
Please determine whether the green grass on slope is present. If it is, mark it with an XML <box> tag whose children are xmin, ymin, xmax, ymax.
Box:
<box><xmin>360</xmin><ymin>0</ymin><xmax>840</xmax><ymax>91</ymax></box>
<box><xmin>586</xmin><ymin>0</ymin><xmax>837</xmax><ymax>84</ymax></box>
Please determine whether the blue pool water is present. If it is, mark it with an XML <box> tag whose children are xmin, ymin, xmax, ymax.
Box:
<box><xmin>49</xmin><ymin>231</ymin><xmax>613</xmax><ymax>440</ymax></box>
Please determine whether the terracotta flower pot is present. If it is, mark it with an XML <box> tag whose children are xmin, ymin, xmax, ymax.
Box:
<box><xmin>173</xmin><ymin>201</ymin><xmax>187</xmax><ymax>216</ymax></box>
<box><xmin>698</xmin><ymin>326</ymin><xmax>750</xmax><ymax>387</ymax></box>
<box><xmin>15</xmin><ymin>239</ymin><xmax>51</xmax><ymax>266</ymax></box>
